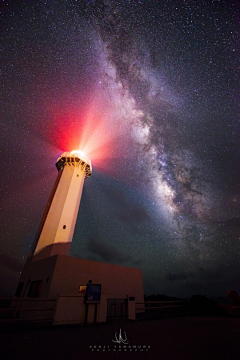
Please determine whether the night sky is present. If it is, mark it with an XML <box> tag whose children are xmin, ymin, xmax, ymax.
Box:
<box><xmin>0</xmin><ymin>0</ymin><xmax>239</xmax><ymax>298</ymax></box>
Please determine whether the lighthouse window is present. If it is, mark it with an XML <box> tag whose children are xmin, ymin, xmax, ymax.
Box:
<box><xmin>63</xmin><ymin>225</ymin><xmax>66</xmax><ymax>229</ymax></box>
<box><xmin>27</xmin><ymin>280</ymin><xmax>42</xmax><ymax>298</ymax></box>
<box><xmin>15</xmin><ymin>282</ymin><xmax>24</xmax><ymax>297</ymax></box>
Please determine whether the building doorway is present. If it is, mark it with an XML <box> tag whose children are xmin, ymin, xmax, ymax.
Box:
<box><xmin>107</xmin><ymin>298</ymin><xmax>127</xmax><ymax>318</ymax></box>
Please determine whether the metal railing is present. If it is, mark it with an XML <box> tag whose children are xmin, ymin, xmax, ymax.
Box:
<box><xmin>0</xmin><ymin>297</ymin><xmax>56</xmax><ymax>323</ymax></box>
<box><xmin>136</xmin><ymin>300</ymin><xmax>183</xmax><ymax>313</ymax></box>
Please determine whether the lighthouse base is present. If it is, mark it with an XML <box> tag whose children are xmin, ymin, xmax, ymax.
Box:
<box><xmin>14</xmin><ymin>254</ymin><xmax>144</xmax><ymax>324</ymax></box>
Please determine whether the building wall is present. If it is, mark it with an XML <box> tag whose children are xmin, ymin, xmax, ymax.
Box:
<box><xmin>49</xmin><ymin>255</ymin><xmax>144</xmax><ymax>303</ymax></box>
<box><xmin>17</xmin><ymin>256</ymin><xmax>57</xmax><ymax>298</ymax></box>
<box><xmin>53</xmin><ymin>293</ymin><xmax>108</xmax><ymax>325</ymax></box>
<box><xmin>32</xmin><ymin>243</ymin><xmax>71</xmax><ymax>262</ymax></box>
<box><xmin>17</xmin><ymin>255</ymin><xmax>144</xmax><ymax>304</ymax></box>
<box><xmin>15</xmin><ymin>255</ymin><xmax>144</xmax><ymax>323</ymax></box>
<box><xmin>53</xmin><ymin>294</ymin><xmax>86</xmax><ymax>325</ymax></box>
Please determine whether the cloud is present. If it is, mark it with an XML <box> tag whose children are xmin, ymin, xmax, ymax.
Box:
<box><xmin>88</xmin><ymin>235</ymin><xmax>131</xmax><ymax>264</ymax></box>
<box><xmin>116</xmin><ymin>203</ymin><xmax>149</xmax><ymax>223</ymax></box>
<box><xmin>166</xmin><ymin>272</ymin><xmax>188</xmax><ymax>282</ymax></box>
<box><xmin>166</xmin><ymin>267</ymin><xmax>222</xmax><ymax>284</ymax></box>
<box><xmin>197</xmin><ymin>267</ymin><xmax>222</xmax><ymax>282</ymax></box>
<box><xmin>166</xmin><ymin>265</ymin><xmax>238</xmax><ymax>290</ymax></box>
<box><xmin>102</xmin><ymin>186</ymin><xmax>150</xmax><ymax>226</ymax></box>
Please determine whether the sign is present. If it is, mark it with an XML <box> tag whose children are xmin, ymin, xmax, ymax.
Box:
<box><xmin>85</xmin><ymin>283</ymin><xmax>101</xmax><ymax>303</ymax></box>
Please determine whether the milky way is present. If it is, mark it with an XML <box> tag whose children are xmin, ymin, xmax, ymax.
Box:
<box><xmin>0</xmin><ymin>0</ymin><xmax>239</xmax><ymax>297</ymax></box>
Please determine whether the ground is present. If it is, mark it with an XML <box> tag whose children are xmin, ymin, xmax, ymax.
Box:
<box><xmin>1</xmin><ymin>317</ymin><xmax>240</xmax><ymax>360</ymax></box>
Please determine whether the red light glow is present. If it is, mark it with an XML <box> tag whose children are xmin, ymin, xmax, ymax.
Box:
<box><xmin>47</xmin><ymin>97</ymin><xmax>130</xmax><ymax>173</ymax></box>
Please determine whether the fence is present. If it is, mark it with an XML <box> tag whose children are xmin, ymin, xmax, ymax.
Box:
<box><xmin>0</xmin><ymin>297</ymin><xmax>56</xmax><ymax>323</ymax></box>
<box><xmin>136</xmin><ymin>300</ymin><xmax>183</xmax><ymax>313</ymax></box>
<box><xmin>0</xmin><ymin>298</ymin><xmax>184</xmax><ymax>324</ymax></box>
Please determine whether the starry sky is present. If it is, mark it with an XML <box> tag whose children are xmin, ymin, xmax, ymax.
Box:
<box><xmin>0</xmin><ymin>0</ymin><xmax>239</xmax><ymax>298</ymax></box>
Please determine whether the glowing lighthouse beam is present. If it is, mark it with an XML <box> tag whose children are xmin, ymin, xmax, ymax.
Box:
<box><xmin>71</xmin><ymin>149</ymin><xmax>85</xmax><ymax>158</ymax></box>
<box><xmin>32</xmin><ymin>151</ymin><xmax>92</xmax><ymax>260</ymax></box>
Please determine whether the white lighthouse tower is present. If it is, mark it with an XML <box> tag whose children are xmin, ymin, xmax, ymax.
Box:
<box><xmin>14</xmin><ymin>149</ymin><xmax>144</xmax><ymax>323</ymax></box>
<box><xmin>31</xmin><ymin>150</ymin><xmax>92</xmax><ymax>260</ymax></box>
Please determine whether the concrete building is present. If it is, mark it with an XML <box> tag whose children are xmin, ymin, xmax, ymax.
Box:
<box><xmin>16</xmin><ymin>255</ymin><xmax>144</xmax><ymax>323</ymax></box>
<box><xmin>15</xmin><ymin>151</ymin><xmax>144</xmax><ymax>324</ymax></box>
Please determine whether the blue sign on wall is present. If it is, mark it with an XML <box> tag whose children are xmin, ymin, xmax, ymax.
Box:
<box><xmin>85</xmin><ymin>283</ymin><xmax>101</xmax><ymax>303</ymax></box>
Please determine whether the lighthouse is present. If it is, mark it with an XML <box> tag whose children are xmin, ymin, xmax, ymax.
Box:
<box><xmin>31</xmin><ymin>150</ymin><xmax>92</xmax><ymax>260</ymax></box>
<box><xmin>14</xmin><ymin>150</ymin><xmax>144</xmax><ymax>323</ymax></box>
